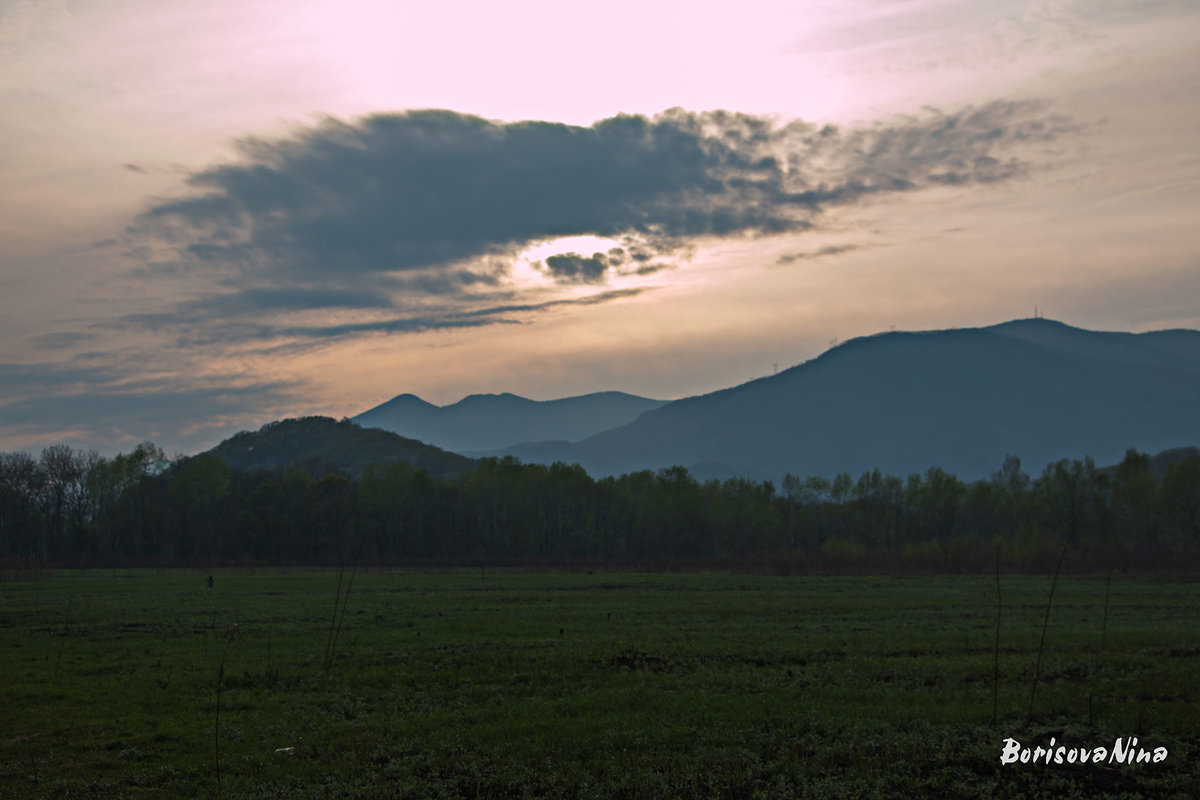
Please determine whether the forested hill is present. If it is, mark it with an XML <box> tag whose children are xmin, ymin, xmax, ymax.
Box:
<box><xmin>204</xmin><ymin>416</ymin><xmax>475</xmax><ymax>478</ymax></box>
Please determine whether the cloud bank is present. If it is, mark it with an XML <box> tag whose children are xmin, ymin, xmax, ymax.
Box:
<box><xmin>127</xmin><ymin>101</ymin><xmax>1070</xmax><ymax>332</ymax></box>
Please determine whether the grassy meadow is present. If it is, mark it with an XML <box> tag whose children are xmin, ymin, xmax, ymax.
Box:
<box><xmin>1</xmin><ymin>568</ymin><xmax>1197</xmax><ymax>798</ymax></box>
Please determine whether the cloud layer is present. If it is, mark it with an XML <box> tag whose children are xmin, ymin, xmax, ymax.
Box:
<box><xmin>130</xmin><ymin>101</ymin><xmax>1070</xmax><ymax>323</ymax></box>
<box><xmin>0</xmin><ymin>358</ymin><xmax>300</xmax><ymax>452</ymax></box>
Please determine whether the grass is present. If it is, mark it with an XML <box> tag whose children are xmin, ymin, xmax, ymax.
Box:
<box><xmin>1</xmin><ymin>568</ymin><xmax>1197</xmax><ymax>798</ymax></box>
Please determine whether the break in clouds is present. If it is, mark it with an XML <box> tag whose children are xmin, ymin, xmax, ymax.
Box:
<box><xmin>125</xmin><ymin>101</ymin><xmax>1071</xmax><ymax>339</ymax></box>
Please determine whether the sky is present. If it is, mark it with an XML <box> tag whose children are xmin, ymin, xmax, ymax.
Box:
<box><xmin>2</xmin><ymin>0</ymin><xmax>1199</xmax><ymax>456</ymax></box>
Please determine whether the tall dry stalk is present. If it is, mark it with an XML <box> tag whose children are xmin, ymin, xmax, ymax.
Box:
<box><xmin>328</xmin><ymin>562</ymin><xmax>358</xmax><ymax>670</ymax></box>
<box><xmin>323</xmin><ymin>566</ymin><xmax>347</xmax><ymax>671</ymax></box>
<box><xmin>324</xmin><ymin>539</ymin><xmax>362</xmax><ymax>672</ymax></box>
<box><xmin>1101</xmin><ymin>568</ymin><xmax>1113</xmax><ymax>652</ymax></box>
<box><xmin>214</xmin><ymin>631</ymin><xmax>234</xmax><ymax>794</ymax></box>
<box><xmin>1028</xmin><ymin>541</ymin><xmax>1069</xmax><ymax>719</ymax></box>
<box><xmin>992</xmin><ymin>543</ymin><xmax>1002</xmax><ymax>725</ymax></box>
<box><xmin>54</xmin><ymin>596</ymin><xmax>72</xmax><ymax>679</ymax></box>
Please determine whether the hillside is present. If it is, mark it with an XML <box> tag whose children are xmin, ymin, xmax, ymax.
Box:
<box><xmin>205</xmin><ymin>416</ymin><xmax>476</xmax><ymax>478</ymax></box>
<box><xmin>501</xmin><ymin>318</ymin><xmax>1200</xmax><ymax>481</ymax></box>
<box><xmin>353</xmin><ymin>391</ymin><xmax>665</xmax><ymax>453</ymax></box>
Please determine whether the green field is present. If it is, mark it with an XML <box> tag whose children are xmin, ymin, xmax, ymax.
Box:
<box><xmin>2</xmin><ymin>569</ymin><xmax>1197</xmax><ymax>799</ymax></box>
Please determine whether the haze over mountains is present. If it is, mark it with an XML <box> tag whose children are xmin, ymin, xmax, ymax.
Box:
<box><xmin>353</xmin><ymin>319</ymin><xmax>1200</xmax><ymax>482</ymax></box>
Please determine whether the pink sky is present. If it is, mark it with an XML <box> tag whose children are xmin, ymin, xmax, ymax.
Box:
<box><xmin>2</xmin><ymin>0</ymin><xmax>1199</xmax><ymax>454</ymax></box>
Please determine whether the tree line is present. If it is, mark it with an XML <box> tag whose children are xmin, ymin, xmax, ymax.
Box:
<box><xmin>1</xmin><ymin>442</ymin><xmax>1198</xmax><ymax>570</ymax></box>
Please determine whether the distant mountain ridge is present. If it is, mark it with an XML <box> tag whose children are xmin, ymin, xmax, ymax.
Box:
<box><xmin>496</xmin><ymin>318</ymin><xmax>1200</xmax><ymax>481</ymax></box>
<box><xmin>353</xmin><ymin>390</ymin><xmax>665</xmax><ymax>453</ymax></box>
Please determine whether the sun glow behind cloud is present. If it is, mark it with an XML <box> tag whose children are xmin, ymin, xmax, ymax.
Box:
<box><xmin>295</xmin><ymin>0</ymin><xmax>859</xmax><ymax>124</ymax></box>
<box><xmin>510</xmin><ymin>236</ymin><xmax>625</xmax><ymax>288</ymax></box>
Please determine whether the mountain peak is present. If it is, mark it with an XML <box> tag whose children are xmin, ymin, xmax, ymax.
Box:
<box><xmin>454</xmin><ymin>392</ymin><xmax>529</xmax><ymax>406</ymax></box>
<box><xmin>992</xmin><ymin>316</ymin><xmax>1068</xmax><ymax>326</ymax></box>
<box><xmin>373</xmin><ymin>392</ymin><xmax>436</xmax><ymax>410</ymax></box>
<box><xmin>989</xmin><ymin>317</ymin><xmax>1081</xmax><ymax>334</ymax></box>
<box><xmin>205</xmin><ymin>416</ymin><xmax>474</xmax><ymax>478</ymax></box>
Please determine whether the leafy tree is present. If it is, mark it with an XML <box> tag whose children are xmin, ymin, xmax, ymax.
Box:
<box><xmin>1034</xmin><ymin>457</ymin><xmax>1107</xmax><ymax>551</ymax></box>
<box><xmin>907</xmin><ymin>467</ymin><xmax>966</xmax><ymax>546</ymax></box>
<box><xmin>240</xmin><ymin>479</ymin><xmax>287</xmax><ymax>560</ymax></box>
<box><xmin>1111</xmin><ymin>449</ymin><xmax>1160</xmax><ymax>554</ymax></box>
<box><xmin>169</xmin><ymin>454</ymin><xmax>234</xmax><ymax>559</ymax></box>
<box><xmin>308</xmin><ymin>472</ymin><xmax>357</xmax><ymax>562</ymax></box>
<box><xmin>1162</xmin><ymin>453</ymin><xmax>1200</xmax><ymax>545</ymax></box>
<box><xmin>40</xmin><ymin>445</ymin><xmax>86</xmax><ymax>558</ymax></box>
<box><xmin>87</xmin><ymin>442</ymin><xmax>167</xmax><ymax>559</ymax></box>
<box><xmin>0</xmin><ymin>452</ymin><xmax>45</xmax><ymax>560</ymax></box>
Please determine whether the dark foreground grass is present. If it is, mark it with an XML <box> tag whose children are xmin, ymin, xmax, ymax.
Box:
<box><xmin>1</xmin><ymin>569</ymin><xmax>1197</xmax><ymax>799</ymax></box>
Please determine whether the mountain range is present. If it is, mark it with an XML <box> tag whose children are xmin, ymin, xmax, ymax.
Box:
<box><xmin>353</xmin><ymin>318</ymin><xmax>1200</xmax><ymax>482</ymax></box>
<box><xmin>353</xmin><ymin>390</ymin><xmax>664</xmax><ymax>454</ymax></box>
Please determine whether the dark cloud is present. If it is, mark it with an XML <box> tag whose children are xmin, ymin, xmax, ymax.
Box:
<box><xmin>108</xmin><ymin>287</ymin><xmax>650</xmax><ymax>348</ymax></box>
<box><xmin>280</xmin><ymin>287</ymin><xmax>649</xmax><ymax>338</ymax></box>
<box><xmin>0</xmin><ymin>360</ymin><xmax>125</xmax><ymax>393</ymax></box>
<box><xmin>538</xmin><ymin>245</ymin><xmax>677</xmax><ymax>284</ymax></box>
<box><xmin>132</xmin><ymin>102</ymin><xmax>1068</xmax><ymax>282</ymax></box>
<box><xmin>26</xmin><ymin>331</ymin><xmax>96</xmax><ymax>350</ymax></box>
<box><xmin>132</xmin><ymin>109</ymin><xmax>791</xmax><ymax>279</ymax></box>
<box><xmin>631</xmin><ymin>262</ymin><xmax>672</xmax><ymax>277</ymax></box>
<box><xmin>542</xmin><ymin>251</ymin><xmax>617</xmax><ymax>283</ymax></box>
<box><xmin>544</xmin><ymin>253</ymin><xmax>609</xmax><ymax>284</ymax></box>
<box><xmin>117</xmin><ymin>101</ymin><xmax>1072</xmax><ymax>345</ymax></box>
<box><xmin>181</xmin><ymin>287</ymin><xmax>394</xmax><ymax>315</ymax></box>
<box><xmin>107</xmin><ymin>287</ymin><xmax>396</xmax><ymax>334</ymax></box>
<box><xmin>776</xmin><ymin>245</ymin><xmax>864</xmax><ymax>265</ymax></box>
